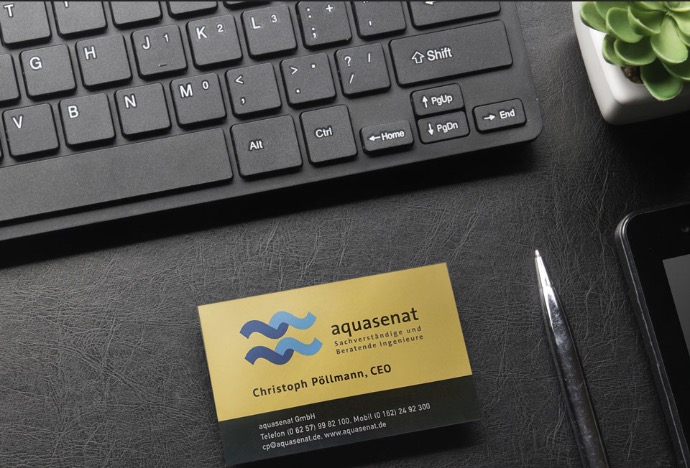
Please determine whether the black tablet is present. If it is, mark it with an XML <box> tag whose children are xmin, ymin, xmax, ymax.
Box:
<box><xmin>616</xmin><ymin>202</ymin><xmax>690</xmax><ymax>466</ymax></box>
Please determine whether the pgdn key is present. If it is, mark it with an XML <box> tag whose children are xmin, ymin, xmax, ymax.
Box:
<box><xmin>361</xmin><ymin>121</ymin><xmax>414</xmax><ymax>155</ymax></box>
<box><xmin>418</xmin><ymin>112</ymin><xmax>469</xmax><ymax>144</ymax></box>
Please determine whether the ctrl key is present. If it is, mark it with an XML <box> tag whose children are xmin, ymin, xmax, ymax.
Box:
<box><xmin>361</xmin><ymin>121</ymin><xmax>414</xmax><ymax>155</ymax></box>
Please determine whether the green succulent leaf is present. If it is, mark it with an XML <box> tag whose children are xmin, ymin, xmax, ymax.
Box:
<box><xmin>631</xmin><ymin>2</ymin><xmax>666</xmax><ymax>11</ymax></box>
<box><xmin>596</xmin><ymin>1</ymin><xmax>630</xmax><ymax>18</ymax></box>
<box><xmin>671</xmin><ymin>10</ymin><xmax>690</xmax><ymax>35</ymax></box>
<box><xmin>615</xmin><ymin>36</ymin><xmax>657</xmax><ymax>64</ymax></box>
<box><xmin>641</xmin><ymin>59</ymin><xmax>685</xmax><ymax>99</ymax></box>
<box><xmin>634</xmin><ymin>2</ymin><xmax>666</xmax><ymax>11</ymax></box>
<box><xmin>607</xmin><ymin>7</ymin><xmax>644</xmax><ymax>42</ymax></box>
<box><xmin>662</xmin><ymin>54</ymin><xmax>690</xmax><ymax>79</ymax></box>
<box><xmin>679</xmin><ymin>28</ymin><xmax>690</xmax><ymax>46</ymax></box>
<box><xmin>651</xmin><ymin>16</ymin><xmax>689</xmax><ymax>63</ymax></box>
<box><xmin>602</xmin><ymin>34</ymin><xmax>627</xmax><ymax>66</ymax></box>
<box><xmin>628</xmin><ymin>7</ymin><xmax>664</xmax><ymax>35</ymax></box>
<box><xmin>581</xmin><ymin>2</ymin><xmax>607</xmax><ymax>32</ymax></box>
<box><xmin>666</xmin><ymin>1</ymin><xmax>690</xmax><ymax>12</ymax></box>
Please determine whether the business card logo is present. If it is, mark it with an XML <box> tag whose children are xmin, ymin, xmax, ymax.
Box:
<box><xmin>241</xmin><ymin>311</ymin><xmax>322</xmax><ymax>365</ymax></box>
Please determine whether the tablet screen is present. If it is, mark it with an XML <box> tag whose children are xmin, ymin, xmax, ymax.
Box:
<box><xmin>664</xmin><ymin>254</ymin><xmax>690</xmax><ymax>356</ymax></box>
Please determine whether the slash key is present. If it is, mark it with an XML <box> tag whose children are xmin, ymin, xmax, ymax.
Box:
<box><xmin>361</xmin><ymin>121</ymin><xmax>413</xmax><ymax>155</ymax></box>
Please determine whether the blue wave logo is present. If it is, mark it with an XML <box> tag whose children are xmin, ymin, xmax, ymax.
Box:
<box><xmin>242</xmin><ymin>312</ymin><xmax>321</xmax><ymax>365</ymax></box>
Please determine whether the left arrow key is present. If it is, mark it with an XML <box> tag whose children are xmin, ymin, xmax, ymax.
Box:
<box><xmin>361</xmin><ymin>120</ymin><xmax>414</xmax><ymax>155</ymax></box>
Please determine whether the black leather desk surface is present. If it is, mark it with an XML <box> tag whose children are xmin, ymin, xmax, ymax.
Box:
<box><xmin>1</xmin><ymin>3</ymin><xmax>689</xmax><ymax>467</ymax></box>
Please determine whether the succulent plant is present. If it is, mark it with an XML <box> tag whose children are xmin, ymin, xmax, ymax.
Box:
<box><xmin>580</xmin><ymin>1</ymin><xmax>690</xmax><ymax>100</ymax></box>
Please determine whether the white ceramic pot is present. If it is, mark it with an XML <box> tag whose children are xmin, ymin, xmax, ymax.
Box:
<box><xmin>572</xmin><ymin>2</ymin><xmax>690</xmax><ymax>125</ymax></box>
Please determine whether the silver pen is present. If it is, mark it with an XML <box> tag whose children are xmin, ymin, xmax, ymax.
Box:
<box><xmin>535</xmin><ymin>250</ymin><xmax>609</xmax><ymax>468</ymax></box>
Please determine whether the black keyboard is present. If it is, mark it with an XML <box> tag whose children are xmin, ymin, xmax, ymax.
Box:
<box><xmin>0</xmin><ymin>1</ymin><xmax>542</xmax><ymax>242</ymax></box>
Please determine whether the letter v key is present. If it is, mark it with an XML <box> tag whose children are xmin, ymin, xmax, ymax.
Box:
<box><xmin>12</xmin><ymin>115</ymin><xmax>22</xmax><ymax>129</ymax></box>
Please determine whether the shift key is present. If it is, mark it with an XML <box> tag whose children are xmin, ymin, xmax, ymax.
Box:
<box><xmin>390</xmin><ymin>21</ymin><xmax>512</xmax><ymax>86</ymax></box>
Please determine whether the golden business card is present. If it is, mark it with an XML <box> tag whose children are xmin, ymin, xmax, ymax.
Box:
<box><xmin>198</xmin><ymin>264</ymin><xmax>479</xmax><ymax>465</ymax></box>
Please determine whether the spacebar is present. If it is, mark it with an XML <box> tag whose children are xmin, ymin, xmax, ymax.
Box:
<box><xmin>0</xmin><ymin>130</ymin><xmax>232</xmax><ymax>223</ymax></box>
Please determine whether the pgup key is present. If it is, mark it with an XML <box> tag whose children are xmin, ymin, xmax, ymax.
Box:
<box><xmin>411</xmin><ymin>84</ymin><xmax>464</xmax><ymax>117</ymax></box>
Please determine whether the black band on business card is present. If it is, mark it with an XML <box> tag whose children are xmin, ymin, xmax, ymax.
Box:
<box><xmin>220</xmin><ymin>376</ymin><xmax>479</xmax><ymax>465</ymax></box>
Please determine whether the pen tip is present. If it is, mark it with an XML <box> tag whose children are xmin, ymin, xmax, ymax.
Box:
<box><xmin>535</xmin><ymin>249</ymin><xmax>541</xmax><ymax>258</ymax></box>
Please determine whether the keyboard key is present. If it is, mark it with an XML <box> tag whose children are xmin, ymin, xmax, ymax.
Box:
<box><xmin>242</xmin><ymin>4</ymin><xmax>296</xmax><ymax>58</ymax></box>
<box><xmin>281</xmin><ymin>53</ymin><xmax>335</xmax><ymax>106</ymax></box>
<box><xmin>111</xmin><ymin>2</ymin><xmax>162</xmax><ymax>28</ymax></box>
<box><xmin>0</xmin><ymin>54</ymin><xmax>19</xmax><ymax>103</ymax></box>
<box><xmin>473</xmin><ymin>99</ymin><xmax>526</xmax><ymax>133</ymax></box>
<box><xmin>361</xmin><ymin>120</ymin><xmax>413</xmax><ymax>155</ymax></box>
<box><xmin>0</xmin><ymin>2</ymin><xmax>51</xmax><ymax>46</ymax></box>
<box><xmin>411</xmin><ymin>84</ymin><xmax>464</xmax><ymax>117</ymax></box>
<box><xmin>224</xmin><ymin>1</ymin><xmax>270</xmax><ymax>9</ymax></box>
<box><xmin>352</xmin><ymin>1</ymin><xmax>405</xmax><ymax>38</ymax></box>
<box><xmin>59</xmin><ymin>93</ymin><xmax>115</xmax><ymax>147</ymax></box>
<box><xmin>409</xmin><ymin>2</ymin><xmax>500</xmax><ymax>28</ymax></box>
<box><xmin>168</xmin><ymin>2</ymin><xmax>217</xmax><ymax>18</ymax></box>
<box><xmin>3</xmin><ymin>104</ymin><xmax>59</xmax><ymax>159</ymax></box>
<box><xmin>297</xmin><ymin>2</ymin><xmax>351</xmax><ymax>49</ymax></box>
<box><xmin>231</xmin><ymin>115</ymin><xmax>302</xmax><ymax>177</ymax></box>
<box><xmin>418</xmin><ymin>111</ymin><xmax>469</xmax><ymax>144</ymax></box>
<box><xmin>188</xmin><ymin>15</ymin><xmax>242</xmax><ymax>68</ymax></box>
<box><xmin>336</xmin><ymin>43</ymin><xmax>390</xmax><ymax>97</ymax></box>
<box><xmin>21</xmin><ymin>44</ymin><xmax>76</xmax><ymax>98</ymax></box>
<box><xmin>77</xmin><ymin>35</ymin><xmax>132</xmax><ymax>88</ymax></box>
<box><xmin>0</xmin><ymin>130</ymin><xmax>232</xmax><ymax>223</ymax></box>
<box><xmin>132</xmin><ymin>25</ymin><xmax>187</xmax><ymax>78</ymax></box>
<box><xmin>301</xmin><ymin>105</ymin><xmax>356</xmax><ymax>164</ymax></box>
<box><xmin>171</xmin><ymin>73</ymin><xmax>226</xmax><ymax>127</ymax></box>
<box><xmin>116</xmin><ymin>83</ymin><xmax>171</xmax><ymax>137</ymax></box>
<box><xmin>390</xmin><ymin>21</ymin><xmax>512</xmax><ymax>86</ymax></box>
<box><xmin>226</xmin><ymin>63</ymin><xmax>281</xmax><ymax>117</ymax></box>
<box><xmin>53</xmin><ymin>2</ymin><xmax>107</xmax><ymax>37</ymax></box>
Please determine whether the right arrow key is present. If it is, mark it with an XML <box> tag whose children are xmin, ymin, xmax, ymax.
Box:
<box><xmin>473</xmin><ymin>99</ymin><xmax>526</xmax><ymax>133</ymax></box>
